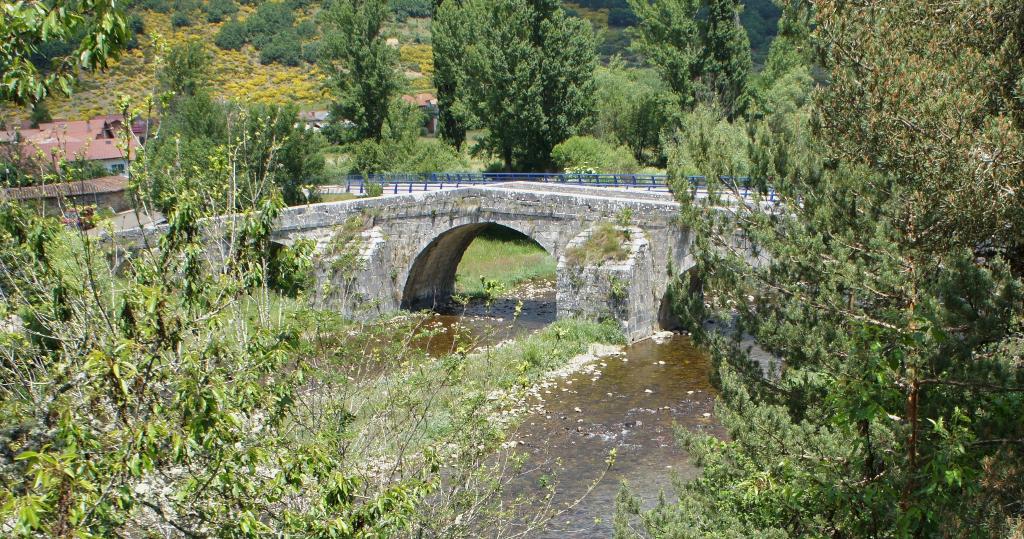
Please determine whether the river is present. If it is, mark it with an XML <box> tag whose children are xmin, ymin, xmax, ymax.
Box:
<box><xmin>416</xmin><ymin>284</ymin><xmax>725</xmax><ymax>537</ymax></box>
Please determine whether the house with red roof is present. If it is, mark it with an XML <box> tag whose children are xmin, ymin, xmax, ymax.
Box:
<box><xmin>1</xmin><ymin>115</ymin><xmax>143</xmax><ymax>176</ymax></box>
<box><xmin>401</xmin><ymin>93</ymin><xmax>439</xmax><ymax>135</ymax></box>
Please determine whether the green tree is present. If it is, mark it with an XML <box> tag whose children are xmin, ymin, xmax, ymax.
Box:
<box><xmin>157</xmin><ymin>40</ymin><xmax>210</xmax><ymax>98</ymax></box>
<box><xmin>260</xmin><ymin>30</ymin><xmax>303</xmax><ymax>66</ymax></box>
<box><xmin>0</xmin><ymin>0</ymin><xmax>129</xmax><ymax>104</ymax></box>
<box><xmin>431</xmin><ymin>0</ymin><xmax>480</xmax><ymax>150</ymax></box>
<box><xmin>171</xmin><ymin>10</ymin><xmax>192</xmax><ymax>27</ymax></box>
<box><xmin>468</xmin><ymin>0</ymin><xmax>598</xmax><ymax>170</ymax></box>
<box><xmin>320</xmin><ymin>0</ymin><xmax>402</xmax><ymax>143</ymax></box>
<box><xmin>592</xmin><ymin>62</ymin><xmax>674</xmax><ymax>165</ymax></box>
<box><xmin>245</xmin><ymin>1</ymin><xmax>296</xmax><ymax>49</ymax></box>
<box><xmin>204</xmin><ymin>0</ymin><xmax>239</xmax><ymax>23</ymax></box>
<box><xmin>626</xmin><ymin>0</ymin><xmax>702</xmax><ymax>110</ymax></box>
<box><xmin>700</xmin><ymin>0</ymin><xmax>753</xmax><ymax>119</ymax></box>
<box><xmin>618</xmin><ymin>0</ymin><xmax>1024</xmax><ymax>537</ymax></box>
<box><xmin>236</xmin><ymin>104</ymin><xmax>326</xmax><ymax>205</ymax></box>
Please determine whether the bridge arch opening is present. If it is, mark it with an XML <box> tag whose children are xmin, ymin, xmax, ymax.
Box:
<box><xmin>401</xmin><ymin>223</ymin><xmax>556</xmax><ymax>315</ymax></box>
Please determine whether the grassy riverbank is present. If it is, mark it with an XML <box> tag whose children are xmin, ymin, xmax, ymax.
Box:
<box><xmin>455</xmin><ymin>226</ymin><xmax>557</xmax><ymax>296</ymax></box>
<box><xmin>292</xmin><ymin>313</ymin><xmax>624</xmax><ymax>534</ymax></box>
<box><xmin>342</xmin><ymin>318</ymin><xmax>625</xmax><ymax>456</ymax></box>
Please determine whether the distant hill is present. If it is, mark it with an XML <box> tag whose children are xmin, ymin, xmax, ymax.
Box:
<box><xmin>567</xmin><ymin>0</ymin><xmax>781</xmax><ymax>64</ymax></box>
<box><xmin>1</xmin><ymin>1</ymin><xmax>432</xmax><ymax>123</ymax></box>
<box><xmin>0</xmin><ymin>0</ymin><xmax>779</xmax><ymax>123</ymax></box>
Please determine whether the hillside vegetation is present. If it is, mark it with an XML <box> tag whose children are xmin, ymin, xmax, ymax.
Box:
<box><xmin>0</xmin><ymin>0</ymin><xmax>778</xmax><ymax>123</ymax></box>
<box><xmin>0</xmin><ymin>2</ymin><xmax>434</xmax><ymax>123</ymax></box>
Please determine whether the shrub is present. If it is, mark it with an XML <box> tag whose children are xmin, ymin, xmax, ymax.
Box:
<box><xmin>550</xmin><ymin>135</ymin><xmax>639</xmax><ymax>173</ymax></box>
<box><xmin>608</xmin><ymin>7</ymin><xmax>638</xmax><ymax>27</ymax></box>
<box><xmin>172</xmin><ymin>0</ymin><xmax>200</xmax><ymax>11</ymax></box>
<box><xmin>214</xmin><ymin>19</ymin><xmax>247</xmax><ymax>50</ymax></box>
<box><xmin>346</xmin><ymin>140</ymin><xmax>394</xmax><ymax>174</ymax></box>
<box><xmin>128</xmin><ymin>13</ymin><xmax>146</xmax><ymax>35</ymax></box>
<box><xmin>247</xmin><ymin>2</ymin><xmax>296</xmax><ymax>49</ymax></box>
<box><xmin>364</xmin><ymin>181</ymin><xmax>384</xmax><ymax>197</ymax></box>
<box><xmin>301</xmin><ymin>40</ymin><xmax>323</xmax><ymax>63</ymax></box>
<box><xmin>139</xmin><ymin>0</ymin><xmax>171</xmax><ymax>13</ymax></box>
<box><xmin>204</xmin><ymin>0</ymin><xmax>239</xmax><ymax>23</ymax></box>
<box><xmin>259</xmin><ymin>30</ymin><xmax>302</xmax><ymax>66</ymax></box>
<box><xmin>390</xmin><ymin>0</ymin><xmax>432</xmax><ymax>21</ymax></box>
<box><xmin>126</xmin><ymin>14</ymin><xmax>145</xmax><ymax>50</ymax></box>
<box><xmin>171</xmin><ymin>11</ymin><xmax>191</xmax><ymax>27</ymax></box>
<box><xmin>295</xmin><ymin>19</ymin><xmax>317</xmax><ymax>39</ymax></box>
<box><xmin>399</xmin><ymin>139</ymin><xmax>468</xmax><ymax>173</ymax></box>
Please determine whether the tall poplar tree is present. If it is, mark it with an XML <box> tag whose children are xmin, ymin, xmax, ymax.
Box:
<box><xmin>617</xmin><ymin>0</ymin><xmax>1024</xmax><ymax>536</ymax></box>
<box><xmin>629</xmin><ymin>0</ymin><xmax>752</xmax><ymax>118</ymax></box>
<box><xmin>626</xmin><ymin>0</ymin><xmax>702</xmax><ymax>110</ymax></box>
<box><xmin>320</xmin><ymin>0</ymin><xmax>402</xmax><ymax>142</ymax></box>
<box><xmin>468</xmin><ymin>0</ymin><xmax>597</xmax><ymax>170</ymax></box>
<box><xmin>700</xmin><ymin>0</ymin><xmax>752</xmax><ymax>119</ymax></box>
<box><xmin>431</xmin><ymin>0</ymin><xmax>479</xmax><ymax>150</ymax></box>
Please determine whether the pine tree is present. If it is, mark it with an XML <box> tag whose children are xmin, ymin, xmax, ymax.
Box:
<box><xmin>700</xmin><ymin>0</ymin><xmax>753</xmax><ymax>119</ymax></box>
<box><xmin>618</xmin><ymin>0</ymin><xmax>1024</xmax><ymax>536</ymax></box>
<box><xmin>320</xmin><ymin>0</ymin><xmax>402</xmax><ymax>142</ymax></box>
<box><xmin>467</xmin><ymin>0</ymin><xmax>597</xmax><ymax>170</ymax></box>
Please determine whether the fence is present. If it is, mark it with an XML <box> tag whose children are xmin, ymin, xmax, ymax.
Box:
<box><xmin>321</xmin><ymin>172</ymin><xmax>775</xmax><ymax>201</ymax></box>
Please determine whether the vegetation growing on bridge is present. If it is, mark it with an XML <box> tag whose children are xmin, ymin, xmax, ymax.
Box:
<box><xmin>564</xmin><ymin>222</ymin><xmax>630</xmax><ymax>267</ymax></box>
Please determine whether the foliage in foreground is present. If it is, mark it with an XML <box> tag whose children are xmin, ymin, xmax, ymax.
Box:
<box><xmin>0</xmin><ymin>183</ymin><xmax>622</xmax><ymax>538</ymax></box>
<box><xmin>617</xmin><ymin>1</ymin><xmax>1024</xmax><ymax>537</ymax></box>
<box><xmin>0</xmin><ymin>193</ymin><xmax>433</xmax><ymax>535</ymax></box>
<box><xmin>1</xmin><ymin>0</ymin><xmax>130</xmax><ymax>104</ymax></box>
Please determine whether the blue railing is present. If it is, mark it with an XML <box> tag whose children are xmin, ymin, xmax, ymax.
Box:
<box><xmin>325</xmin><ymin>172</ymin><xmax>776</xmax><ymax>201</ymax></box>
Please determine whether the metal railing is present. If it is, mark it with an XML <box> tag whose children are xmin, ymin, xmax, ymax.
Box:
<box><xmin>321</xmin><ymin>172</ymin><xmax>777</xmax><ymax>201</ymax></box>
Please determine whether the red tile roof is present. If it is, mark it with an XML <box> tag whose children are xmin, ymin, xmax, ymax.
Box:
<box><xmin>401</xmin><ymin>93</ymin><xmax>437</xmax><ymax>107</ymax></box>
<box><xmin>1</xmin><ymin>175</ymin><xmax>129</xmax><ymax>201</ymax></box>
<box><xmin>1</xmin><ymin>116</ymin><xmax>140</xmax><ymax>167</ymax></box>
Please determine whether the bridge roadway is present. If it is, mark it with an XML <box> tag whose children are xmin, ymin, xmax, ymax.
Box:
<box><xmin>314</xmin><ymin>172</ymin><xmax>776</xmax><ymax>201</ymax></box>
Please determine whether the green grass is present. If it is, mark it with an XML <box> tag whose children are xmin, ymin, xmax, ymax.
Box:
<box><xmin>318</xmin><ymin>193</ymin><xmax>358</xmax><ymax>203</ymax></box>
<box><xmin>564</xmin><ymin>222</ymin><xmax>629</xmax><ymax>267</ymax></box>
<box><xmin>346</xmin><ymin>318</ymin><xmax>625</xmax><ymax>455</ymax></box>
<box><xmin>455</xmin><ymin>226</ymin><xmax>556</xmax><ymax>296</ymax></box>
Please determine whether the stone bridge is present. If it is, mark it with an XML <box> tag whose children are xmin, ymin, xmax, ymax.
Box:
<box><xmin>118</xmin><ymin>182</ymin><xmax>695</xmax><ymax>341</ymax></box>
<box><xmin>275</xmin><ymin>183</ymin><xmax>688</xmax><ymax>340</ymax></box>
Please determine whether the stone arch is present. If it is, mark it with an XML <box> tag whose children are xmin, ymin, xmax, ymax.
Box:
<box><xmin>401</xmin><ymin>222</ymin><xmax>554</xmax><ymax>311</ymax></box>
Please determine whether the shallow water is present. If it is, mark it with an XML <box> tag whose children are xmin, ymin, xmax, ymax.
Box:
<box><xmin>509</xmin><ymin>333</ymin><xmax>723</xmax><ymax>537</ymax></box>
<box><xmin>413</xmin><ymin>286</ymin><xmax>558</xmax><ymax>357</ymax></box>
<box><xmin>410</xmin><ymin>287</ymin><xmax>723</xmax><ymax>537</ymax></box>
